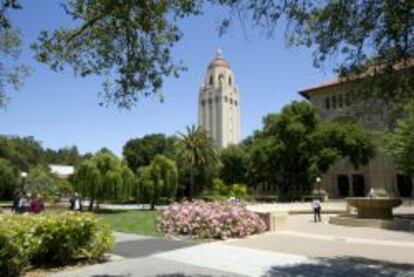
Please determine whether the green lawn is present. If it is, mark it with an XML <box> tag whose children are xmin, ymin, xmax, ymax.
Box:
<box><xmin>97</xmin><ymin>210</ymin><xmax>162</xmax><ymax>237</ymax></box>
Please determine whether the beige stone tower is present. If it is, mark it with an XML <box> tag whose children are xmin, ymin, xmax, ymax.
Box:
<box><xmin>198</xmin><ymin>50</ymin><xmax>241</xmax><ymax>148</ymax></box>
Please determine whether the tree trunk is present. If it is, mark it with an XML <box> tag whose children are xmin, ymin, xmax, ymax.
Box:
<box><xmin>189</xmin><ymin>170</ymin><xmax>194</xmax><ymax>200</ymax></box>
<box><xmin>88</xmin><ymin>197</ymin><xmax>94</xmax><ymax>211</ymax></box>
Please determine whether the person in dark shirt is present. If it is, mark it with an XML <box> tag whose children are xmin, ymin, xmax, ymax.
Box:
<box><xmin>30</xmin><ymin>194</ymin><xmax>45</xmax><ymax>214</ymax></box>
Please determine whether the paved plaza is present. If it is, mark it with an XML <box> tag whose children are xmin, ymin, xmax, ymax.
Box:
<box><xmin>52</xmin><ymin>212</ymin><xmax>414</xmax><ymax>277</ymax></box>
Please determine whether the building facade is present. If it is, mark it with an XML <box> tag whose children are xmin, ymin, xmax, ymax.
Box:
<box><xmin>299</xmin><ymin>80</ymin><xmax>413</xmax><ymax>198</ymax></box>
<box><xmin>198</xmin><ymin>50</ymin><xmax>241</xmax><ymax>148</ymax></box>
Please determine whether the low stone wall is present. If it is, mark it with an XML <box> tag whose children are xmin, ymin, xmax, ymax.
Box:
<box><xmin>255</xmin><ymin>211</ymin><xmax>288</xmax><ymax>232</ymax></box>
<box><xmin>329</xmin><ymin>214</ymin><xmax>414</xmax><ymax>232</ymax></box>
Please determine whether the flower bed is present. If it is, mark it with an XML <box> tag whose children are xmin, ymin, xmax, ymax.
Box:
<box><xmin>0</xmin><ymin>212</ymin><xmax>114</xmax><ymax>276</ymax></box>
<box><xmin>160</xmin><ymin>200</ymin><xmax>266</xmax><ymax>240</ymax></box>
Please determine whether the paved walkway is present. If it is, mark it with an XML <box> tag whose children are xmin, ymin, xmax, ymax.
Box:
<box><xmin>52</xmin><ymin>215</ymin><xmax>414</xmax><ymax>277</ymax></box>
<box><xmin>113</xmin><ymin>233</ymin><xmax>197</xmax><ymax>259</ymax></box>
<box><xmin>227</xmin><ymin>215</ymin><xmax>414</xmax><ymax>264</ymax></box>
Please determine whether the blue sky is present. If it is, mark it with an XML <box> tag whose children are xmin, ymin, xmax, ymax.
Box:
<box><xmin>0</xmin><ymin>1</ymin><xmax>337</xmax><ymax>156</ymax></box>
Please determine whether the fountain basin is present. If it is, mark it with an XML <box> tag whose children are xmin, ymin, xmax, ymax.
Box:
<box><xmin>346</xmin><ymin>197</ymin><xmax>402</xmax><ymax>219</ymax></box>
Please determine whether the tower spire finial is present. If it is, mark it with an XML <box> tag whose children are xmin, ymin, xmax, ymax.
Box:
<box><xmin>216</xmin><ymin>48</ymin><xmax>223</xmax><ymax>58</ymax></box>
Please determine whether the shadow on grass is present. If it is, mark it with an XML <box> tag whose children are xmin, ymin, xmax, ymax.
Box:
<box><xmin>93</xmin><ymin>209</ymin><xmax>130</xmax><ymax>215</ymax></box>
<box><xmin>94</xmin><ymin>208</ymin><xmax>159</xmax><ymax>215</ymax></box>
<box><xmin>265</xmin><ymin>256</ymin><xmax>414</xmax><ymax>276</ymax></box>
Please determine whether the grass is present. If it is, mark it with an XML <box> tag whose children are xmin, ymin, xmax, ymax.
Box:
<box><xmin>97</xmin><ymin>210</ymin><xmax>162</xmax><ymax>237</ymax></box>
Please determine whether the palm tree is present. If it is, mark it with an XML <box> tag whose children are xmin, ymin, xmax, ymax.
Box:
<box><xmin>177</xmin><ymin>125</ymin><xmax>219</xmax><ymax>199</ymax></box>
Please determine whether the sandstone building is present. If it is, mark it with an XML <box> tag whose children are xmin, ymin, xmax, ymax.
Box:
<box><xmin>299</xmin><ymin>79</ymin><xmax>413</xmax><ymax>198</ymax></box>
<box><xmin>198</xmin><ymin>50</ymin><xmax>241</xmax><ymax>148</ymax></box>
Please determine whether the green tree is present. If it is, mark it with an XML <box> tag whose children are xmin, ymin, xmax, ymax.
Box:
<box><xmin>248</xmin><ymin>101</ymin><xmax>375</xmax><ymax>201</ymax></box>
<box><xmin>219</xmin><ymin>144</ymin><xmax>248</xmax><ymax>185</ymax></box>
<box><xmin>93</xmin><ymin>150</ymin><xmax>124</xmax><ymax>207</ymax></box>
<box><xmin>74</xmin><ymin>150</ymin><xmax>136</xmax><ymax>210</ymax></box>
<box><xmin>123</xmin><ymin>134</ymin><xmax>177</xmax><ymax>172</ymax></box>
<box><xmin>43</xmin><ymin>146</ymin><xmax>82</xmax><ymax>166</ymax></box>
<box><xmin>3</xmin><ymin>1</ymin><xmax>412</xmax><ymax>109</ymax></box>
<box><xmin>26</xmin><ymin>165</ymin><xmax>58</xmax><ymax>197</ymax></box>
<box><xmin>137</xmin><ymin>154</ymin><xmax>178</xmax><ymax>210</ymax></box>
<box><xmin>177</xmin><ymin>125</ymin><xmax>219</xmax><ymax>199</ymax></box>
<box><xmin>218</xmin><ymin>0</ymin><xmax>413</xmax><ymax>106</ymax></box>
<box><xmin>120</xmin><ymin>163</ymin><xmax>136</xmax><ymax>202</ymax></box>
<box><xmin>32</xmin><ymin>0</ymin><xmax>203</xmax><ymax>108</ymax></box>
<box><xmin>0</xmin><ymin>0</ymin><xmax>30</xmax><ymax>108</ymax></box>
<box><xmin>0</xmin><ymin>135</ymin><xmax>44</xmax><ymax>171</ymax></box>
<box><xmin>0</xmin><ymin>158</ymin><xmax>17</xmax><ymax>199</ymax></box>
<box><xmin>386</xmin><ymin>102</ymin><xmax>414</xmax><ymax>176</ymax></box>
<box><xmin>73</xmin><ymin>159</ymin><xmax>101</xmax><ymax>210</ymax></box>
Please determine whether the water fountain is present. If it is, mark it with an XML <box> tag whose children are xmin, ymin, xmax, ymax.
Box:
<box><xmin>346</xmin><ymin>188</ymin><xmax>402</xmax><ymax>219</ymax></box>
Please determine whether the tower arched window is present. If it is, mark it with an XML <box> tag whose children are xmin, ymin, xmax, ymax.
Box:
<box><xmin>224</xmin><ymin>96</ymin><xmax>228</xmax><ymax>102</ymax></box>
<box><xmin>209</xmin><ymin>75</ymin><xmax>214</xmax><ymax>86</ymax></box>
<box><xmin>325</xmin><ymin>97</ymin><xmax>331</xmax><ymax>110</ymax></box>
<box><xmin>229</xmin><ymin>76</ymin><xmax>232</xmax><ymax>86</ymax></box>
<box><xmin>234</xmin><ymin>100</ymin><xmax>238</xmax><ymax>106</ymax></box>
<box><xmin>332</xmin><ymin>95</ymin><xmax>337</xmax><ymax>109</ymax></box>
<box><xmin>218</xmin><ymin>74</ymin><xmax>225</xmax><ymax>87</ymax></box>
<box><xmin>230</xmin><ymin>98</ymin><xmax>233</xmax><ymax>104</ymax></box>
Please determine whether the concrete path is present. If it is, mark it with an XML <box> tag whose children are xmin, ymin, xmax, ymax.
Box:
<box><xmin>227</xmin><ymin>215</ymin><xmax>414</xmax><ymax>265</ymax></box>
<box><xmin>52</xmin><ymin>256</ymin><xmax>243</xmax><ymax>277</ymax></box>
<box><xmin>52</xmin><ymin>215</ymin><xmax>414</xmax><ymax>276</ymax></box>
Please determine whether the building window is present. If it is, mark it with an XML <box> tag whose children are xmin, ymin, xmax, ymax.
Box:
<box><xmin>325</xmin><ymin>97</ymin><xmax>330</xmax><ymax>110</ymax></box>
<box><xmin>224</xmin><ymin>96</ymin><xmax>228</xmax><ymax>102</ymax></box>
<box><xmin>201</xmin><ymin>100</ymin><xmax>205</xmax><ymax>106</ymax></box>
<box><xmin>345</xmin><ymin>93</ymin><xmax>351</xmax><ymax>106</ymax></box>
<box><xmin>332</xmin><ymin>95</ymin><xmax>337</xmax><ymax>109</ymax></box>
<box><xmin>215</xmin><ymin>96</ymin><xmax>220</xmax><ymax>103</ymax></box>
<box><xmin>230</xmin><ymin>98</ymin><xmax>233</xmax><ymax>104</ymax></box>
<box><xmin>229</xmin><ymin>76</ymin><xmax>232</xmax><ymax>86</ymax></box>
<box><xmin>209</xmin><ymin>75</ymin><xmax>213</xmax><ymax>86</ymax></box>
<box><xmin>208</xmin><ymin>98</ymin><xmax>212</xmax><ymax>105</ymax></box>
<box><xmin>339</xmin><ymin>94</ymin><xmax>343</xmax><ymax>108</ymax></box>
<box><xmin>218</xmin><ymin>74</ymin><xmax>224</xmax><ymax>87</ymax></box>
<box><xmin>234</xmin><ymin>100</ymin><xmax>238</xmax><ymax>106</ymax></box>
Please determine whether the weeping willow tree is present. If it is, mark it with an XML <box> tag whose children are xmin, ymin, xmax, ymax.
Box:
<box><xmin>73</xmin><ymin>159</ymin><xmax>101</xmax><ymax>211</ymax></box>
<box><xmin>73</xmin><ymin>149</ymin><xmax>136</xmax><ymax>210</ymax></box>
<box><xmin>137</xmin><ymin>154</ymin><xmax>178</xmax><ymax>210</ymax></box>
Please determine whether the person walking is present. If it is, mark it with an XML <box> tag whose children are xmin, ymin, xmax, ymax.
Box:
<box><xmin>69</xmin><ymin>192</ymin><xmax>82</xmax><ymax>211</ymax></box>
<box><xmin>312</xmin><ymin>198</ymin><xmax>322</xmax><ymax>222</ymax></box>
<box><xmin>30</xmin><ymin>194</ymin><xmax>45</xmax><ymax>214</ymax></box>
<box><xmin>18</xmin><ymin>192</ymin><xmax>30</xmax><ymax>214</ymax></box>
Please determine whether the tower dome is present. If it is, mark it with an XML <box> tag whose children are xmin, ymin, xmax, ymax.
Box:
<box><xmin>208</xmin><ymin>49</ymin><xmax>230</xmax><ymax>69</ymax></box>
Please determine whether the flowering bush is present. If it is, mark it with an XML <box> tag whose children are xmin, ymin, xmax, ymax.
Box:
<box><xmin>160</xmin><ymin>200</ymin><xmax>266</xmax><ymax>240</ymax></box>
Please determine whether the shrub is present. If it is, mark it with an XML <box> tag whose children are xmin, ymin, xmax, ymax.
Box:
<box><xmin>160</xmin><ymin>200</ymin><xmax>266</xmax><ymax>240</ymax></box>
<box><xmin>228</xmin><ymin>184</ymin><xmax>248</xmax><ymax>198</ymax></box>
<box><xmin>0</xmin><ymin>213</ymin><xmax>114</xmax><ymax>276</ymax></box>
<box><xmin>0</xmin><ymin>216</ymin><xmax>40</xmax><ymax>276</ymax></box>
<box><xmin>210</xmin><ymin>178</ymin><xmax>228</xmax><ymax>196</ymax></box>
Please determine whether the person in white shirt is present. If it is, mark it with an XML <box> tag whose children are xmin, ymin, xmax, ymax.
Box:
<box><xmin>69</xmin><ymin>192</ymin><xmax>82</xmax><ymax>211</ymax></box>
<box><xmin>312</xmin><ymin>198</ymin><xmax>322</xmax><ymax>222</ymax></box>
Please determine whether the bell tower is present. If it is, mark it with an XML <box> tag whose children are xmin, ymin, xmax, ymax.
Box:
<box><xmin>198</xmin><ymin>50</ymin><xmax>240</xmax><ymax>148</ymax></box>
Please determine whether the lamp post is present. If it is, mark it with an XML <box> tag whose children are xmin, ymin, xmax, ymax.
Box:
<box><xmin>316</xmin><ymin>177</ymin><xmax>322</xmax><ymax>196</ymax></box>
<box><xmin>20</xmin><ymin>172</ymin><xmax>27</xmax><ymax>193</ymax></box>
